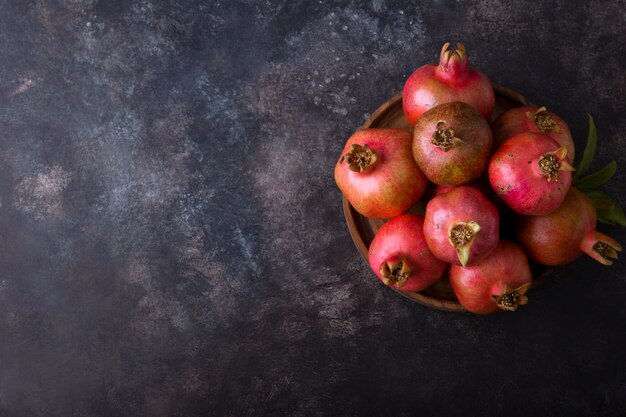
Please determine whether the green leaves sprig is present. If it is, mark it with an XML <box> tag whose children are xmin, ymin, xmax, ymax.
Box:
<box><xmin>573</xmin><ymin>115</ymin><xmax>625</xmax><ymax>226</ymax></box>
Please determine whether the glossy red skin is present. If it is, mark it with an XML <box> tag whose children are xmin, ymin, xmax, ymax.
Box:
<box><xmin>488</xmin><ymin>132</ymin><xmax>572</xmax><ymax>215</ymax></box>
<box><xmin>449</xmin><ymin>240</ymin><xmax>533</xmax><ymax>314</ymax></box>
<box><xmin>402</xmin><ymin>62</ymin><xmax>494</xmax><ymax>126</ymax></box>
<box><xmin>335</xmin><ymin>128</ymin><xmax>428</xmax><ymax>219</ymax></box>
<box><xmin>368</xmin><ymin>214</ymin><xmax>447</xmax><ymax>292</ymax></box>
<box><xmin>413</xmin><ymin>102</ymin><xmax>493</xmax><ymax>185</ymax></box>
<box><xmin>515</xmin><ymin>187</ymin><xmax>620</xmax><ymax>266</ymax></box>
<box><xmin>492</xmin><ymin>106</ymin><xmax>575</xmax><ymax>161</ymax></box>
<box><xmin>424</xmin><ymin>186</ymin><xmax>499</xmax><ymax>266</ymax></box>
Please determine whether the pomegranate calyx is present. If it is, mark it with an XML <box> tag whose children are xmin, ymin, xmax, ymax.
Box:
<box><xmin>379</xmin><ymin>258</ymin><xmax>412</xmax><ymax>288</ymax></box>
<box><xmin>537</xmin><ymin>146</ymin><xmax>574</xmax><ymax>181</ymax></box>
<box><xmin>432</xmin><ymin>121</ymin><xmax>463</xmax><ymax>151</ymax></box>
<box><xmin>592</xmin><ymin>241</ymin><xmax>621</xmax><ymax>265</ymax></box>
<box><xmin>438</xmin><ymin>42</ymin><xmax>468</xmax><ymax>75</ymax></box>
<box><xmin>553</xmin><ymin>146</ymin><xmax>575</xmax><ymax>172</ymax></box>
<box><xmin>492</xmin><ymin>283</ymin><xmax>531</xmax><ymax>311</ymax></box>
<box><xmin>448</xmin><ymin>221</ymin><xmax>481</xmax><ymax>266</ymax></box>
<box><xmin>526</xmin><ymin>107</ymin><xmax>561</xmax><ymax>133</ymax></box>
<box><xmin>340</xmin><ymin>144</ymin><xmax>379</xmax><ymax>172</ymax></box>
<box><xmin>581</xmin><ymin>230</ymin><xmax>622</xmax><ymax>266</ymax></box>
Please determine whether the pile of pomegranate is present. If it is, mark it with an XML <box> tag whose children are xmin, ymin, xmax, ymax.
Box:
<box><xmin>335</xmin><ymin>42</ymin><xmax>623</xmax><ymax>314</ymax></box>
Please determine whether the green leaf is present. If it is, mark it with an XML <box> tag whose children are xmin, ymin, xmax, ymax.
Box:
<box><xmin>583</xmin><ymin>189</ymin><xmax>626</xmax><ymax>227</ymax></box>
<box><xmin>574</xmin><ymin>114</ymin><xmax>597</xmax><ymax>180</ymax></box>
<box><xmin>585</xmin><ymin>190</ymin><xmax>616</xmax><ymax>209</ymax></box>
<box><xmin>597</xmin><ymin>215</ymin><xmax>618</xmax><ymax>226</ymax></box>
<box><xmin>575</xmin><ymin>161</ymin><xmax>617</xmax><ymax>190</ymax></box>
<box><xmin>596</xmin><ymin>204</ymin><xmax>626</xmax><ymax>227</ymax></box>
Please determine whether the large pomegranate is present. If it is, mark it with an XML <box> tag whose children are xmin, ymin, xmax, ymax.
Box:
<box><xmin>449</xmin><ymin>240</ymin><xmax>533</xmax><ymax>314</ymax></box>
<box><xmin>423</xmin><ymin>186</ymin><xmax>499</xmax><ymax>266</ymax></box>
<box><xmin>488</xmin><ymin>132</ymin><xmax>574</xmax><ymax>215</ymax></box>
<box><xmin>492</xmin><ymin>106</ymin><xmax>575</xmax><ymax>160</ymax></box>
<box><xmin>334</xmin><ymin>128</ymin><xmax>428</xmax><ymax>218</ymax></box>
<box><xmin>402</xmin><ymin>42</ymin><xmax>495</xmax><ymax>126</ymax></box>
<box><xmin>368</xmin><ymin>214</ymin><xmax>447</xmax><ymax>292</ymax></box>
<box><xmin>516</xmin><ymin>187</ymin><xmax>622</xmax><ymax>266</ymax></box>
<box><xmin>412</xmin><ymin>102</ymin><xmax>493</xmax><ymax>185</ymax></box>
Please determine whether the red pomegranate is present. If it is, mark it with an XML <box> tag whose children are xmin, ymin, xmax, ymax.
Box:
<box><xmin>491</xmin><ymin>106</ymin><xmax>575</xmax><ymax>161</ymax></box>
<box><xmin>433</xmin><ymin>177</ymin><xmax>505</xmax><ymax>210</ymax></box>
<box><xmin>334</xmin><ymin>128</ymin><xmax>428</xmax><ymax>218</ymax></box>
<box><xmin>516</xmin><ymin>187</ymin><xmax>622</xmax><ymax>266</ymax></box>
<box><xmin>423</xmin><ymin>186</ymin><xmax>499</xmax><ymax>266</ymax></box>
<box><xmin>488</xmin><ymin>132</ymin><xmax>574</xmax><ymax>215</ymax></box>
<box><xmin>449</xmin><ymin>240</ymin><xmax>533</xmax><ymax>314</ymax></box>
<box><xmin>402</xmin><ymin>42</ymin><xmax>495</xmax><ymax>126</ymax></box>
<box><xmin>412</xmin><ymin>102</ymin><xmax>493</xmax><ymax>185</ymax></box>
<box><xmin>368</xmin><ymin>214</ymin><xmax>447</xmax><ymax>292</ymax></box>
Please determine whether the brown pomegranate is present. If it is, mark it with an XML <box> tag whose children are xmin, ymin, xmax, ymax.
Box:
<box><xmin>413</xmin><ymin>102</ymin><xmax>493</xmax><ymax>186</ymax></box>
<box><xmin>516</xmin><ymin>187</ymin><xmax>622</xmax><ymax>266</ymax></box>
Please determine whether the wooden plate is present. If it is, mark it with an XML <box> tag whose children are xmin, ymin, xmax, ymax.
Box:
<box><xmin>342</xmin><ymin>86</ymin><xmax>550</xmax><ymax>312</ymax></box>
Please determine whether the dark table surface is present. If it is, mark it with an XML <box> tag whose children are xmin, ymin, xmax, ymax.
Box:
<box><xmin>1</xmin><ymin>1</ymin><xmax>625</xmax><ymax>416</ymax></box>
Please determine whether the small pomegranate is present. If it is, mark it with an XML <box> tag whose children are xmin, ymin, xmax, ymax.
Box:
<box><xmin>449</xmin><ymin>240</ymin><xmax>533</xmax><ymax>314</ymax></box>
<box><xmin>488</xmin><ymin>132</ymin><xmax>574</xmax><ymax>215</ymax></box>
<box><xmin>402</xmin><ymin>42</ymin><xmax>495</xmax><ymax>126</ymax></box>
<box><xmin>368</xmin><ymin>214</ymin><xmax>447</xmax><ymax>292</ymax></box>
<box><xmin>492</xmin><ymin>106</ymin><xmax>575</xmax><ymax>160</ymax></box>
<box><xmin>424</xmin><ymin>186</ymin><xmax>499</xmax><ymax>266</ymax></box>
<box><xmin>335</xmin><ymin>128</ymin><xmax>428</xmax><ymax>218</ymax></box>
<box><xmin>432</xmin><ymin>184</ymin><xmax>457</xmax><ymax>197</ymax></box>
<box><xmin>516</xmin><ymin>187</ymin><xmax>622</xmax><ymax>266</ymax></box>
<box><xmin>433</xmin><ymin>177</ymin><xmax>506</xmax><ymax>211</ymax></box>
<box><xmin>413</xmin><ymin>102</ymin><xmax>493</xmax><ymax>185</ymax></box>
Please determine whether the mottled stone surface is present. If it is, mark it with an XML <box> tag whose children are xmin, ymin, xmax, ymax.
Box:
<box><xmin>0</xmin><ymin>1</ymin><xmax>624</xmax><ymax>416</ymax></box>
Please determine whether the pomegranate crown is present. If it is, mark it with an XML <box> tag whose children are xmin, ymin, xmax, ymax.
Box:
<box><xmin>492</xmin><ymin>283</ymin><xmax>531</xmax><ymax>311</ymax></box>
<box><xmin>537</xmin><ymin>145</ymin><xmax>575</xmax><ymax>182</ymax></box>
<box><xmin>379</xmin><ymin>257</ymin><xmax>412</xmax><ymax>288</ymax></box>
<box><xmin>438</xmin><ymin>42</ymin><xmax>469</xmax><ymax>74</ymax></box>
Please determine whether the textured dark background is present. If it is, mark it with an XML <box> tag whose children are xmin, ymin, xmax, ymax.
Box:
<box><xmin>0</xmin><ymin>0</ymin><xmax>625</xmax><ymax>416</ymax></box>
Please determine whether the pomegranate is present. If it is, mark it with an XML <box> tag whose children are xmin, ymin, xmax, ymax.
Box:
<box><xmin>424</xmin><ymin>186</ymin><xmax>499</xmax><ymax>266</ymax></box>
<box><xmin>335</xmin><ymin>128</ymin><xmax>428</xmax><ymax>218</ymax></box>
<box><xmin>402</xmin><ymin>42</ymin><xmax>495</xmax><ymax>126</ymax></box>
<box><xmin>449</xmin><ymin>240</ymin><xmax>533</xmax><ymax>314</ymax></box>
<box><xmin>434</xmin><ymin>177</ymin><xmax>506</xmax><ymax>210</ymax></box>
<box><xmin>432</xmin><ymin>184</ymin><xmax>456</xmax><ymax>196</ymax></box>
<box><xmin>488</xmin><ymin>132</ymin><xmax>574</xmax><ymax>215</ymax></box>
<box><xmin>413</xmin><ymin>102</ymin><xmax>493</xmax><ymax>185</ymax></box>
<box><xmin>492</xmin><ymin>106</ymin><xmax>575</xmax><ymax>160</ymax></box>
<box><xmin>516</xmin><ymin>187</ymin><xmax>622</xmax><ymax>266</ymax></box>
<box><xmin>368</xmin><ymin>214</ymin><xmax>447</xmax><ymax>292</ymax></box>
<box><xmin>433</xmin><ymin>177</ymin><xmax>492</xmax><ymax>196</ymax></box>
